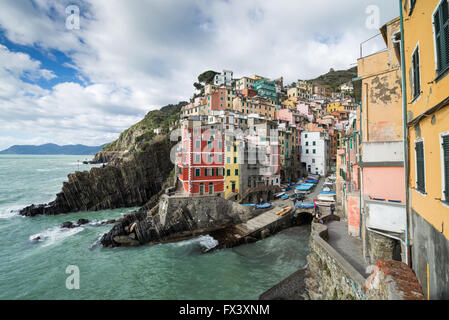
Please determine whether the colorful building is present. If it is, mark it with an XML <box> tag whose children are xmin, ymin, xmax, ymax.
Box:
<box><xmin>402</xmin><ymin>0</ymin><xmax>449</xmax><ymax>299</ymax></box>
<box><xmin>357</xmin><ymin>17</ymin><xmax>407</xmax><ymax>266</ymax></box>
<box><xmin>253</xmin><ymin>79</ymin><xmax>278</xmax><ymax>102</ymax></box>
<box><xmin>177</xmin><ymin>118</ymin><xmax>225</xmax><ymax>196</ymax></box>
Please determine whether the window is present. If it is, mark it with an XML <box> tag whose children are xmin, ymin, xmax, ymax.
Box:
<box><xmin>234</xmin><ymin>157</ymin><xmax>237</xmax><ymax>164</ymax></box>
<box><xmin>443</xmin><ymin>134</ymin><xmax>449</xmax><ymax>202</ymax></box>
<box><xmin>306</xmin><ymin>149</ymin><xmax>309</xmax><ymax>154</ymax></box>
<box><xmin>195</xmin><ymin>169</ymin><xmax>201</xmax><ymax>177</ymax></box>
<box><xmin>227</xmin><ymin>157</ymin><xmax>230</xmax><ymax>164</ymax></box>
<box><xmin>218</xmin><ymin>155</ymin><xmax>223</xmax><ymax>163</ymax></box>
<box><xmin>195</xmin><ymin>154</ymin><xmax>200</xmax><ymax>163</ymax></box>
<box><xmin>434</xmin><ymin>0</ymin><xmax>449</xmax><ymax>75</ymax></box>
<box><xmin>227</xmin><ymin>169</ymin><xmax>231</xmax><ymax>176</ymax></box>
<box><xmin>313</xmin><ymin>141</ymin><xmax>316</xmax><ymax>146</ymax></box>
<box><xmin>412</xmin><ymin>46</ymin><xmax>421</xmax><ymax>98</ymax></box>
<box><xmin>410</xmin><ymin>0</ymin><xmax>417</xmax><ymax>14</ymax></box>
<box><xmin>235</xmin><ymin>169</ymin><xmax>239</xmax><ymax>176</ymax></box>
<box><xmin>415</xmin><ymin>140</ymin><xmax>426</xmax><ymax>193</ymax></box>
<box><xmin>313</xmin><ymin>149</ymin><xmax>316</xmax><ymax>154</ymax></box>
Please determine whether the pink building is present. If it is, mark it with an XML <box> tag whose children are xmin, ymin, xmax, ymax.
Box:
<box><xmin>297</xmin><ymin>102</ymin><xmax>315</xmax><ymax>122</ymax></box>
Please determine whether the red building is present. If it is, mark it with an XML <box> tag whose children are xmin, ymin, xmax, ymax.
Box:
<box><xmin>177</xmin><ymin>119</ymin><xmax>225</xmax><ymax>196</ymax></box>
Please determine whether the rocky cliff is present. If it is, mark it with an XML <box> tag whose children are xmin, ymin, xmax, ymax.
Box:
<box><xmin>20</xmin><ymin>137</ymin><xmax>175</xmax><ymax>217</ymax></box>
<box><xmin>100</xmin><ymin>195</ymin><xmax>255</xmax><ymax>247</ymax></box>
<box><xmin>91</xmin><ymin>102</ymin><xmax>187</xmax><ymax>163</ymax></box>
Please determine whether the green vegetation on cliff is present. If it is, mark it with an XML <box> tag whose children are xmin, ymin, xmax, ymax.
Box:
<box><xmin>307</xmin><ymin>66</ymin><xmax>357</xmax><ymax>92</ymax></box>
<box><xmin>102</xmin><ymin>101</ymin><xmax>187</xmax><ymax>154</ymax></box>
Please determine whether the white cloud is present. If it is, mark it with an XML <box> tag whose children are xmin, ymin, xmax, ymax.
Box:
<box><xmin>0</xmin><ymin>0</ymin><xmax>398</xmax><ymax>150</ymax></box>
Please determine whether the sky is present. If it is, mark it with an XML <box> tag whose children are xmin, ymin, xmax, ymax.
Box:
<box><xmin>0</xmin><ymin>0</ymin><xmax>398</xmax><ymax>150</ymax></box>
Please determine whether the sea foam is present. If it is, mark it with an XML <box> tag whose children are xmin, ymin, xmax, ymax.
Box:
<box><xmin>29</xmin><ymin>226</ymin><xmax>84</xmax><ymax>247</ymax></box>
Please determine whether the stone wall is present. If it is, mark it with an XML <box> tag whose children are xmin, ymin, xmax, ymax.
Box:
<box><xmin>306</xmin><ymin>222</ymin><xmax>367</xmax><ymax>300</ymax></box>
<box><xmin>306</xmin><ymin>221</ymin><xmax>425</xmax><ymax>300</ymax></box>
<box><xmin>365</xmin><ymin>229</ymin><xmax>401</xmax><ymax>265</ymax></box>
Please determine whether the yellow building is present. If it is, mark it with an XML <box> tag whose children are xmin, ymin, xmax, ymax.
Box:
<box><xmin>282</xmin><ymin>99</ymin><xmax>296</xmax><ymax>109</ymax></box>
<box><xmin>402</xmin><ymin>0</ymin><xmax>449</xmax><ymax>299</ymax></box>
<box><xmin>297</xmin><ymin>80</ymin><xmax>313</xmax><ymax>93</ymax></box>
<box><xmin>224</xmin><ymin>133</ymin><xmax>240</xmax><ymax>199</ymax></box>
<box><xmin>287</xmin><ymin>85</ymin><xmax>311</xmax><ymax>100</ymax></box>
<box><xmin>232</xmin><ymin>96</ymin><xmax>275</xmax><ymax>119</ymax></box>
<box><xmin>327</xmin><ymin>101</ymin><xmax>344</xmax><ymax>113</ymax></box>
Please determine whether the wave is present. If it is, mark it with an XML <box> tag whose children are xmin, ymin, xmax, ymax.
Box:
<box><xmin>36</xmin><ymin>168</ymin><xmax>60</xmax><ymax>172</ymax></box>
<box><xmin>0</xmin><ymin>210</ymin><xmax>19</xmax><ymax>219</ymax></box>
<box><xmin>29</xmin><ymin>226</ymin><xmax>84</xmax><ymax>247</ymax></box>
<box><xmin>173</xmin><ymin>235</ymin><xmax>218</xmax><ymax>252</ymax></box>
<box><xmin>89</xmin><ymin>233</ymin><xmax>104</xmax><ymax>249</ymax></box>
<box><xmin>0</xmin><ymin>207</ymin><xmax>23</xmax><ymax>219</ymax></box>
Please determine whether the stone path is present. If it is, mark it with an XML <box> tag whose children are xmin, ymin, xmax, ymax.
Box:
<box><xmin>233</xmin><ymin>206</ymin><xmax>287</xmax><ymax>238</ymax></box>
<box><xmin>326</xmin><ymin>220</ymin><xmax>368</xmax><ymax>277</ymax></box>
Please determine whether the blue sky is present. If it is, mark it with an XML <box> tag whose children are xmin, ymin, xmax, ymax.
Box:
<box><xmin>0</xmin><ymin>0</ymin><xmax>397</xmax><ymax>150</ymax></box>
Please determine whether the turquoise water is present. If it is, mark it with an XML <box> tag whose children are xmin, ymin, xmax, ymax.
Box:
<box><xmin>0</xmin><ymin>155</ymin><xmax>310</xmax><ymax>300</ymax></box>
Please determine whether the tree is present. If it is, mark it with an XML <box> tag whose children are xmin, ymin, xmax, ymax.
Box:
<box><xmin>193</xmin><ymin>82</ymin><xmax>203</xmax><ymax>91</ymax></box>
<box><xmin>197</xmin><ymin>70</ymin><xmax>219</xmax><ymax>85</ymax></box>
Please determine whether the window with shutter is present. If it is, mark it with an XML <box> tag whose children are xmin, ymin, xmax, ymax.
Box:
<box><xmin>415</xmin><ymin>141</ymin><xmax>426</xmax><ymax>193</ymax></box>
<box><xmin>434</xmin><ymin>0</ymin><xmax>449</xmax><ymax>75</ymax></box>
<box><xmin>443</xmin><ymin>135</ymin><xmax>449</xmax><ymax>201</ymax></box>
<box><xmin>412</xmin><ymin>47</ymin><xmax>421</xmax><ymax>98</ymax></box>
<box><xmin>410</xmin><ymin>0</ymin><xmax>417</xmax><ymax>14</ymax></box>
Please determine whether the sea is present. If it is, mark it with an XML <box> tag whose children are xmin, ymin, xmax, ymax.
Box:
<box><xmin>0</xmin><ymin>155</ymin><xmax>310</xmax><ymax>299</ymax></box>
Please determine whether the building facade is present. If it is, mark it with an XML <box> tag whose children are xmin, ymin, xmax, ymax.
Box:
<box><xmin>402</xmin><ymin>0</ymin><xmax>449</xmax><ymax>299</ymax></box>
<box><xmin>301</xmin><ymin>131</ymin><xmax>330</xmax><ymax>176</ymax></box>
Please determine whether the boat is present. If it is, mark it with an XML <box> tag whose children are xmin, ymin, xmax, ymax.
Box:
<box><xmin>296</xmin><ymin>202</ymin><xmax>315</xmax><ymax>209</ymax></box>
<box><xmin>280</xmin><ymin>207</ymin><xmax>292</xmax><ymax>216</ymax></box>
<box><xmin>318</xmin><ymin>194</ymin><xmax>336</xmax><ymax>202</ymax></box>
<box><xmin>296</xmin><ymin>183</ymin><xmax>314</xmax><ymax>191</ymax></box>
<box><xmin>315</xmin><ymin>201</ymin><xmax>334</xmax><ymax>207</ymax></box>
<box><xmin>274</xmin><ymin>192</ymin><xmax>286</xmax><ymax>198</ymax></box>
<box><xmin>256</xmin><ymin>203</ymin><xmax>271</xmax><ymax>209</ymax></box>
<box><xmin>320</xmin><ymin>191</ymin><xmax>336</xmax><ymax>195</ymax></box>
<box><xmin>243</xmin><ymin>203</ymin><xmax>256</xmax><ymax>206</ymax></box>
<box><xmin>281</xmin><ymin>194</ymin><xmax>289</xmax><ymax>200</ymax></box>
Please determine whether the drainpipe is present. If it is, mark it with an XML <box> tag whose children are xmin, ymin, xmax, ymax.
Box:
<box><xmin>358</xmin><ymin>100</ymin><xmax>363</xmax><ymax>240</ymax></box>
<box><xmin>399</xmin><ymin>0</ymin><xmax>411</xmax><ymax>267</ymax></box>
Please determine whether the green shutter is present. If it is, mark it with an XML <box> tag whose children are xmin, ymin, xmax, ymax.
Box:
<box><xmin>416</xmin><ymin>141</ymin><xmax>426</xmax><ymax>193</ymax></box>
<box><xmin>443</xmin><ymin>136</ymin><xmax>449</xmax><ymax>200</ymax></box>
<box><xmin>435</xmin><ymin>1</ymin><xmax>449</xmax><ymax>74</ymax></box>
<box><xmin>413</xmin><ymin>48</ymin><xmax>421</xmax><ymax>97</ymax></box>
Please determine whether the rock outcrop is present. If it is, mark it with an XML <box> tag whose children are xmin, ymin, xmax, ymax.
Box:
<box><xmin>100</xmin><ymin>194</ymin><xmax>255</xmax><ymax>247</ymax></box>
<box><xmin>20</xmin><ymin>137</ymin><xmax>175</xmax><ymax>217</ymax></box>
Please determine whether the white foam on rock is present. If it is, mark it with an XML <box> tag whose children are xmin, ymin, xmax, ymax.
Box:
<box><xmin>29</xmin><ymin>226</ymin><xmax>84</xmax><ymax>247</ymax></box>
